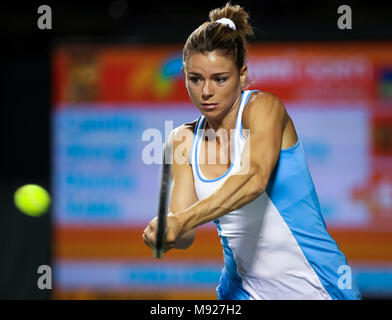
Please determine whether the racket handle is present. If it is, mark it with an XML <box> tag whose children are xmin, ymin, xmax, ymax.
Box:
<box><xmin>154</xmin><ymin>248</ymin><xmax>164</xmax><ymax>259</ymax></box>
<box><xmin>154</xmin><ymin>227</ymin><xmax>167</xmax><ymax>259</ymax></box>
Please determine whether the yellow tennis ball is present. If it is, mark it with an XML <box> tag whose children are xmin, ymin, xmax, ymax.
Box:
<box><xmin>14</xmin><ymin>184</ymin><xmax>51</xmax><ymax>217</ymax></box>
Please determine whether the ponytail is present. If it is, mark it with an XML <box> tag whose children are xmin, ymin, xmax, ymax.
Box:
<box><xmin>183</xmin><ymin>2</ymin><xmax>254</xmax><ymax>71</ymax></box>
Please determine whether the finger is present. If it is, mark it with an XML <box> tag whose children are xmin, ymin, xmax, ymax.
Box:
<box><xmin>148</xmin><ymin>231</ymin><xmax>157</xmax><ymax>247</ymax></box>
<box><xmin>143</xmin><ymin>233</ymin><xmax>154</xmax><ymax>249</ymax></box>
<box><xmin>165</xmin><ymin>231</ymin><xmax>176</xmax><ymax>245</ymax></box>
<box><xmin>144</xmin><ymin>238</ymin><xmax>154</xmax><ymax>249</ymax></box>
<box><xmin>142</xmin><ymin>229</ymin><xmax>150</xmax><ymax>241</ymax></box>
<box><xmin>143</xmin><ymin>236</ymin><xmax>150</xmax><ymax>248</ymax></box>
<box><xmin>150</xmin><ymin>221</ymin><xmax>157</xmax><ymax>232</ymax></box>
<box><xmin>143</xmin><ymin>225</ymin><xmax>151</xmax><ymax>234</ymax></box>
<box><xmin>147</xmin><ymin>228</ymin><xmax>156</xmax><ymax>242</ymax></box>
<box><xmin>142</xmin><ymin>232</ymin><xmax>148</xmax><ymax>244</ymax></box>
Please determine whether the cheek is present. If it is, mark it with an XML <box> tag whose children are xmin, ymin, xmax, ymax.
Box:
<box><xmin>222</xmin><ymin>80</ymin><xmax>240</xmax><ymax>95</ymax></box>
<box><xmin>185</xmin><ymin>81</ymin><xmax>200</xmax><ymax>97</ymax></box>
<box><xmin>222</xmin><ymin>81</ymin><xmax>242</xmax><ymax>104</ymax></box>
<box><xmin>185</xmin><ymin>84</ymin><xmax>200</xmax><ymax>106</ymax></box>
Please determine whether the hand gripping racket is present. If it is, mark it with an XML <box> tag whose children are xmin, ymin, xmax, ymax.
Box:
<box><xmin>154</xmin><ymin>142</ymin><xmax>172</xmax><ymax>259</ymax></box>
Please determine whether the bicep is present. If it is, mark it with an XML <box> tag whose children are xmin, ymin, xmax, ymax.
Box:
<box><xmin>241</xmin><ymin>93</ymin><xmax>287</xmax><ymax>190</ymax></box>
<box><xmin>169</xmin><ymin>160</ymin><xmax>198</xmax><ymax>213</ymax></box>
<box><xmin>168</xmin><ymin>128</ymin><xmax>198</xmax><ymax>240</ymax></box>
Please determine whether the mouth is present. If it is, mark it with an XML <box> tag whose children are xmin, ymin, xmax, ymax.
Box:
<box><xmin>200</xmin><ymin>103</ymin><xmax>218</xmax><ymax>110</ymax></box>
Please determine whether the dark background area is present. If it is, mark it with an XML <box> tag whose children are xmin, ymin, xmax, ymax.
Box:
<box><xmin>0</xmin><ymin>0</ymin><xmax>391</xmax><ymax>299</ymax></box>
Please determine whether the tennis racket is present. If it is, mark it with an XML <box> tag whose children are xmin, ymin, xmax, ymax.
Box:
<box><xmin>154</xmin><ymin>142</ymin><xmax>172</xmax><ymax>259</ymax></box>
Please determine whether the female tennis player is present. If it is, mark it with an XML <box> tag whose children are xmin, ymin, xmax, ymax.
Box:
<box><xmin>143</xmin><ymin>2</ymin><xmax>362</xmax><ymax>300</ymax></box>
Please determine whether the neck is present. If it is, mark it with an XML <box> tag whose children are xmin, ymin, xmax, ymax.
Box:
<box><xmin>206</xmin><ymin>91</ymin><xmax>242</xmax><ymax>132</ymax></box>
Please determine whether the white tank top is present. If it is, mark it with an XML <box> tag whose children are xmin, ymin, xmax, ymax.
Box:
<box><xmin>189</xmin><ymin>90</ymin><xmax>361</xmax><ymax>300</ymax></box>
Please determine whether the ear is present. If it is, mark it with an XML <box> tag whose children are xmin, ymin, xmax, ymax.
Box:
<box><xmin>181</xmin><ymin>67</ymin><xmax>185</xmax><ymax>77</ymax></box>
<box><xmin>240</xmin><ymin>65</ymin><xmax>247</xmax><ymax>86</ymax></box>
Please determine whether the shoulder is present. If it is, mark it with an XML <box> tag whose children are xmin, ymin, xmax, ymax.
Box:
<box><xmin>243</xmin><ymin>91</ymin><xmax>288</xmax><ymax>129</ymax></box>
<box><xmin>170</xmin><ymin>119</ymin><xmax>198</xmax><ymax>141</ymax></box>
<box><xmin>169</xmin><ymin>119</ymin><xmax>199</xmax><ymax>164</ymax></box>
<box><xmin>246</xmin><ymin>91</ymin><xmax>287</xmax><ymax>115</ymax></box>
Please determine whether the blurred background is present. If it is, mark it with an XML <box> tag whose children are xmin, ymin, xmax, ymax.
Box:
<box><xmin>1</xmin><ymin>0</ymin><xmax>392</xmax><ymax>300</ymax></box>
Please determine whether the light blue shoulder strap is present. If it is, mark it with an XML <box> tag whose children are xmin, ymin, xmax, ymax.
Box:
<box><xmin>190</xmin><ymin>116</ymin><xmax>203</xmax><ymax>166</ymax></box>
<box><xmin>237</xmin><ymin>90</ymin><xmax>262</xmax><ymax>136</ymax></box>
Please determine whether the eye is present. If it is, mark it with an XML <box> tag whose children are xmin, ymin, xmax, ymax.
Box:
<box><xmin>189</xmin><ymin>76</ymin><xmax>200</xmax><ymax>83</ymax></box>
<box><xmin>215</xmin><ymin>77</ymin><xmax>227</xmax><ymax>84</ymax></box>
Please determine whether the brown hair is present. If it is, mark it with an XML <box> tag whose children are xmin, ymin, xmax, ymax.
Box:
<box><xmin>183</xmin><ymin>2</ymin><xmax>254</xmax><ymax>71</ymax></box>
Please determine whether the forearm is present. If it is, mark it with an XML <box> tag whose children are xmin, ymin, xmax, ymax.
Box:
<box><xmin>167</xmin><ymin>213</ymin><xmax>195</xmax><ymax>249</ymax></box>
<box><xmin>174</xmin><ymin>229</ymin><xmax>195</xmax><ymax>249</ymax></box>
<box><xmin>174</xmin><ymin>169</ymin><xmax>264</xmax><ymax>234</ymax></box>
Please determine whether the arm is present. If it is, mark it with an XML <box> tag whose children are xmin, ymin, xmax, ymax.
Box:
<box><xmin>143</xmin><ymin>124</ymin><xmax>198</xmax><ymax>251</ymax></box>
<box><xmin>168</xmin><ymin>125</ymin><xmax>198</xmax><ymax>249</ymax></box>
<box><xmin>172</xmin><ymin>92</ymin><xmax>288</xmax><ymax>234</ymax></box>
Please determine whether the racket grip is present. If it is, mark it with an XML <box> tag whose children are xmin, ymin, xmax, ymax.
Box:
<box><xmin>154</xmin><ymin>227</ymin><xmax>167</xmax><ymax>259</ymax></box>
<box><xmin>154</xmin><ymin>248</ymin><xmax>163</xmax><ymax>259</ymax></box>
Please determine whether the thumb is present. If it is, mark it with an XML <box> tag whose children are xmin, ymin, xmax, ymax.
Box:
<box><xmin>150</xmin><ymin>217</ymin><xmax>158</xmax><ymax>231</ymax></box>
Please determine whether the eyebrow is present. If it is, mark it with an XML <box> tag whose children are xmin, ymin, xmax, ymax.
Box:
<box><xmin>188</xmin><ymin>72</ymin><xmax>230</xmax><ymax>76</ymax></box>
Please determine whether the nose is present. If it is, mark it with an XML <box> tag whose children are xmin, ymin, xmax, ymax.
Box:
<box><xmin>202</xmin><ymin>80</ymin><xmax>214</xmax><ymax>100</ymax></box>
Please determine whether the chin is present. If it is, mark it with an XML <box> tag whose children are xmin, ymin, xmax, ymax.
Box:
<box><xmin>201</xmin><ymin>110</ymin><xmax>224</xmax><ymax>121</ymax></box>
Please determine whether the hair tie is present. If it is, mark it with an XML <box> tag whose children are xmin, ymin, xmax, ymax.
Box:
<box><xmin>215</xmin><ymin>18</ymin><xmax>236</xmax><ymax>31</ymax></box>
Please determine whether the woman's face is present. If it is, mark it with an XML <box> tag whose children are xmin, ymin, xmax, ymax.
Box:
<box><xmin>183</xmin><ymin>50</ymin><xmax>246</xmax><ymax>120</ymax></box>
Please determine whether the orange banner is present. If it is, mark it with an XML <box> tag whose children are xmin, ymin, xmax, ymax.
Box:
<box><xmin>53</xmin><ymin>226</ymin><xmax>392</xmax><ymax>264</ymax></box>
<box><xmin>52</xmin><ymin>42</ymin><xmax>392</xmax><ymax>105</ymax></box>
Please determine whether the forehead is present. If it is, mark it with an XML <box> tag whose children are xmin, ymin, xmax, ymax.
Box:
<box><xmin>184</xmin><ymin>51</ymin><xmax>237</xmax><ymax>74</ymax></box>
